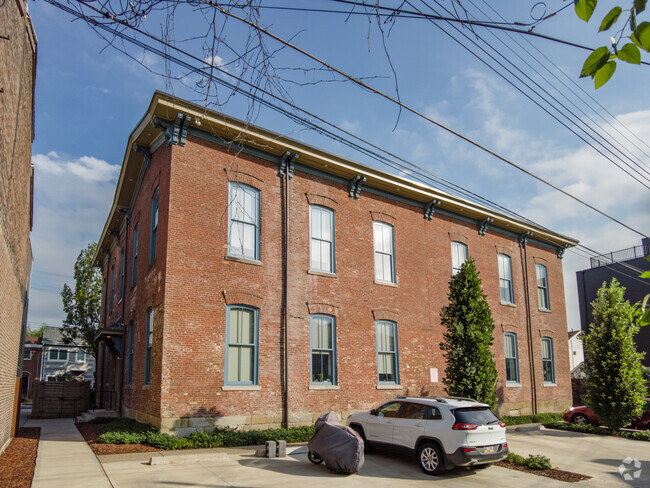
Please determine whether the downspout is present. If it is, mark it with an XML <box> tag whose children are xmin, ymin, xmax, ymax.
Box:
<box><xmin>117</xmin><ymin>207</ymin><xmax>131</xmax><ymax>415</ymax></box>
<box><xmin>280</xmin><ymin>151</ymin><xmax>298</xmax><ymax>429</ymax></box>
<box><xmin>520</xmin><ymin>232</ymin><xmax>537</xmax><ymax>415</ymax></box>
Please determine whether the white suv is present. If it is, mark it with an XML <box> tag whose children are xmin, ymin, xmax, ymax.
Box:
<box><xmin>346</xmin><ymin>396</ymin><xmax>508</xmax><ymax>475</ymax></box>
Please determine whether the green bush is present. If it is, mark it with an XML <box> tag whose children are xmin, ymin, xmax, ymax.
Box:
<box><xmin>505</xmin><ymin>452</ymin><xmax>552</xmax><ymax>470</ymax></box>
<box><xmin>501</xmin><ymin>413</ymin><xmax>563</xmax><ymax>426</ymax></box>
<box><xmin>89</xmin><ymin>416</ymin><xmax>118</xmax><ymax>425</ymax></box>
<box><xmin>543</xmin><ymin>421</ymin><xmax>650</xmax><ymax>441</ymax></box>
<box><xmin>93</xmin><ymin>417</ymin><xmax>315</xmax><ymax>450</ymax></box>
<box><xmin>620</xmin><ymin>430</ymin><xmax>650</xmax><ymax>441</ymax></box>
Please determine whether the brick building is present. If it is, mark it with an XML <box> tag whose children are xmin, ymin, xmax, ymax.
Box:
<box><xmin>0</xmin><ymin>0</ymin><xmax>36</xmax><ymax>452</ymax></box>
<box><xmin>94</xmin><ymin>92</ymin><xmax>577</xmax><ymax>435</ymax></box>
<box><xmin>21</xmin><ymin>336</ymin><xmax>42</xmax><ymax>401</ymax></box>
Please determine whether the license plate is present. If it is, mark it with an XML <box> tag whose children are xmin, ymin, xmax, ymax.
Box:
<box><xmin>483</xmin><ymin>447</ymin><xmax>495</xmax><ymax>453</ymax></box>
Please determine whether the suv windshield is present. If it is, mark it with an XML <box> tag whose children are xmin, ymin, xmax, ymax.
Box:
<box><xmin>452</xmin><ymin>407</ymin><xmax>499</xmax><ymax>425</ymax></box>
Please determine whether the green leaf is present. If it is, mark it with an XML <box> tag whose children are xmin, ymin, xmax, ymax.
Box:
<box><xmin>580</xmin><ymin>46</ymin><xmax>611</xmax><ymax>77</ymax></box>
<box><xmin>640</xmin><ymin>270</ymin><xmax>650</xmax><ymax>278</ymax></box>
<box><xmin>599</xmin><ymin>7</ymin><xmax>622</xmax><ymax>31</ymax></box>
<box><xmin>635</xmin><ymin>22</ymin><xmax>650</xmax><ymax>52</ymax></box>
<box><xmin>575</xmin><ymin>0</ymin><xmax>598</xmax><ymax>22</ymax></box>
<box><xmin>594</xmin><ymin>61</ymin><xmax>616</xmax><ymax>88</ymax></box>
<box><xmin>635</xmin><ymin>0</ymin><xmax>647</xmax><ymax>14</ymax></box>
<box><xmin>618</xmin><ymin>43</ymin><xmax>642</xmax><ymax>64</ymax></box>
<box><xmin>631</xmin><ymin>8</ymin><xmax>637</xmax><ymax>31</ymax></box>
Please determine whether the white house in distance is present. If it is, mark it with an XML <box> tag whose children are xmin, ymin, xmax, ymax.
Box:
<box><xmin>41</xmin><ymin>326</ymin><xmax>96</xmax><ymax>386</ymax></box>
<box><xmin>568</xmin><ymin>330</ymin><xmax>584</xmax><ymax>376</ymax></box>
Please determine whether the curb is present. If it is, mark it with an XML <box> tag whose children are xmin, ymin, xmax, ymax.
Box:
<box><xmin>506</xmin><ymin>423</ymin><xmax>546</xmax><ymax>432</ymax></box>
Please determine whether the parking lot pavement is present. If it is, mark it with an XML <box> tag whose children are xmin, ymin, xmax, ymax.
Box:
<box><xmin>100</xmin><ymin>446</ymin><xmax>571</xmax><ymax>488</ymax></box>
<box><xmin>506</xmin><ymin>428</ymin><xmax>650</xmax><ymax>488</ymax></box>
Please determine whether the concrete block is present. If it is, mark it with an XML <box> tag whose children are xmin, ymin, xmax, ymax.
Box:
<box><xmin>277</xmin><ymin>440</ymin><xmax>286</xmax><ymax>458</ymax></box>
<box><xmin>265</xmin><ymin>441</ymin><xmax>276</xmax><ymax>458</ymax></box>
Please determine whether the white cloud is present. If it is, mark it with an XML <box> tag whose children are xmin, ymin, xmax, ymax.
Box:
<box><xmin>339</xmin><ymin>119</ymin><xmax>361</xmax><ymax>133</ymax></box>
<box><xmin>33</xmin><ymin>152</ymin><xmax>120</xmax><ymax>182</ymax></box>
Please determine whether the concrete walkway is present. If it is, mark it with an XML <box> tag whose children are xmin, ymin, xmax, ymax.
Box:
<box><xmin>25</xmin><ymin>417</ymin><xmax>112</xmax><ymax>488</ymax></box>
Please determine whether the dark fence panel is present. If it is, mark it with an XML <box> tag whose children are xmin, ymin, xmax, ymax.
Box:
<box><xmin>32</xmin><ymin>380</ymin><xmax>91</xmax><ymax>419</ymax></box>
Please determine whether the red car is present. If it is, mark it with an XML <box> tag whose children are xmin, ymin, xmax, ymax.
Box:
<box><xmin>563</xmin><ymin>398</ymin><xmax>650</xmax><ymax>430</ymax></box>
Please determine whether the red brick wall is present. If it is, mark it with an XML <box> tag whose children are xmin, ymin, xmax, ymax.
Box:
<box><xmin>109</xmin><ymin>130</ymin><xmax>572</xmax><ymax>428</ymax></box>
<box><xmin>0</xmin><ymin>0</ymin><xmax>35</xmax><ymax>451</ymax></box>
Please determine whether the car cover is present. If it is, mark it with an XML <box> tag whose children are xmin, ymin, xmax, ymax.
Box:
<box><xmin>308</xmin><ymin>411</ymin><xmax>364</xmax><ymax>473</ymax></box>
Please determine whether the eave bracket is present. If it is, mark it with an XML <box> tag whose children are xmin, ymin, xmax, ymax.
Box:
<box><xmin>349</xmin><ymin>174</ymin><xmax>366</xmax><ymax>200</ymax></box>
<box><xmin>478</xmin><ymin>217</ymin><xmax>493</xmax><ymax>236</ymax></box>
<box><xmin>424</xmin><ymin>199</ymin><xmax>441</xmax><ymax>221</ymax></box>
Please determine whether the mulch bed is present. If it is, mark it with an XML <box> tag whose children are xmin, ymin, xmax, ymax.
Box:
<box><xmin>75</xmin><ymin>422</ymin><xmax>161</xmax><ymax>455</ymax></box>
<box><xmin>496</xmin><ymin>461</ymin><xmax>592</xmax><ymax>482</ymax></box>
<box><xmin>0</xmin><ymin>427</ymin><xmax>40</xmax><ymax>488</ymax></box>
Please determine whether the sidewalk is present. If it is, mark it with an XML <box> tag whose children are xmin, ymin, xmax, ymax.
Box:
<box><xmin>25</xmin><ymin>417</ymin><xmax>112</xmax><ymax>488</ymax></box>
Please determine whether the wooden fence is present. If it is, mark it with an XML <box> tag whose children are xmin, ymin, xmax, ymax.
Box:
<box><xmin>32</xmin><ymin>381</ymin><xmax>91</xmax><ymax>419</ymax></box>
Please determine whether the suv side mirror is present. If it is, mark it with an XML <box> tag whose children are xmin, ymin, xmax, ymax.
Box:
<box><xmin>370</xmin><ymin>409</ymin><xmax>377</xmax><ymax>416</ymax></box>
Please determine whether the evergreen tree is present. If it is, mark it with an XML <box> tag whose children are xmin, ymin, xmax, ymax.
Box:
<box><xmin>440</xmin><ymin>257</ymin><xmax>498</xmax><ymax>409</ymax></box>
<box><xmin>61</xmin><ymin>242</ymin><xmax>102</xmax><ymax>359</ymax></box>
<box><xmin>583</xmin><ymin>279</ymin><xmax>647</xmax><ymax>430</ymax></box>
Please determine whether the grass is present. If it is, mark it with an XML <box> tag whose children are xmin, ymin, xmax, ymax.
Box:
<box><xmin>501</xmin><ymin>413</ymin><xmax>563</xmax><ymax>426</ymax></box>
<box><xmin>94</xmin><ymin>418</ymin><xmax>315</xmax><ymax>450</ymax></box>
<box><xmin>543</xmin><ymin>421</ymin><xmax>650</xmax><ymax>441</ymax></box>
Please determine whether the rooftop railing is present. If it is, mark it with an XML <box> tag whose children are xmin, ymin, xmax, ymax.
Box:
<box><xmin>590</xmin><ymin>243</ymin><xmax>650</xmax><ymax>268</ymax></box>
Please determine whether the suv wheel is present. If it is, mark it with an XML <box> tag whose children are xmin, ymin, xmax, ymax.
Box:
<box><xmin>418</xmin><ymin>443</ymin><xmax>444</xmax><ymax>475</ymax></box>
<box><xmin>350</xmin><ymin>425</ymin><xmax>371</xmax><ymax>453</ymax></box>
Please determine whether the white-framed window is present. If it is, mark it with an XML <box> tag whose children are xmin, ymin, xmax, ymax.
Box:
<box><xmin>376</xmin><ymin>321</ymin><xmax>399</xmax><ymax>385</ymax></box>
<box><xmin>451</xmin><ymin>241</ymin><xmax>468</xmax><ymax>275</ymax></box>
<box><xmin>504</xmin><ymin>333</ymin><xmax>519</xmax><ymax>384</ymax></box>
<box><xmin>498</xmin><ymin>253</ymin><xmax>514</xmax><ymax>304</ymax></box>
<box><xmin>131</xmin><ymin>224</ymin><xmax>138</xmax><ymax>286</ymax></box>
<box><xmin>144</xmin><ymin>307</ymin><xmax>153</xmax><ymax>385</ymax></box>
<box><xmin>127</xmin><ymin>322</ymin><xmax>134</xmax><ymax>385</ymax></box>
<box><xmin>228</xmin><ymin>182</ymin><xmax>260</xmax><ymax>261</ymax></box>
<box><xmin>310</xmin><ymin>206</ymin><xmax>335</xmax><ymax>273</ymax></box>
<box><xmin>119</xmin><ymin>248</ymin><xmax>125</xmax><ymax>301</ymax></box>
<box><xmin>49</xmin><ymin>349</ymin><xmax>68</xmax><ymax>361</ymax></box>
<box><xmin>150</xmin><ymin>187</ymin><xmax>159</xmax><ymax>264</ymax></box>
<box><xmin>541</xmin><ymin>337</ymin><xmax>555</xmax><ymax>384</ymax></box>
<box><xmin>536</xmin><ymin>264</ymin><xmax>550</xmax><ymax>310</ymax></box>
<box><xmin>225</xmin><ymin>305</ymin><xmax>259</xmax><ymax>385</ymax></box>
<box><xmin>373</xmin><ymin>221</ymin><xmax>395</xmax><ymax>283</ymax></box>
<box><xmin>310</xmin><ymin>314</ymin><xmax>336</xmax><ymax>385</ymax></box>
<box><xmin>23</xmin><ymin>350</ymin><xmax>32</xmax><ymax>360</ymax></box>
<box><xmin>75</xmin><ymin>350</ymin><xmax>85</xmax><ymax>362</ymax></box>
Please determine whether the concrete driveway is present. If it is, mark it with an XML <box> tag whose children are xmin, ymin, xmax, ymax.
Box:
<box><xmin>506</xmin><ymin>427</ymin><xmax>649</xmax><ymax>488</ymax></box>
<box><xmin>98</xmin><ymin>443</ymin><xmax>578</xmax><ymax>488</ymax></box>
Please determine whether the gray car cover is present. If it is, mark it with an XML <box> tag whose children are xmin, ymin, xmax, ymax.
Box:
<box><xmin>308</xmin><ymin>411</ymin><xmax>365</xmax><ymax>473</ymax></box>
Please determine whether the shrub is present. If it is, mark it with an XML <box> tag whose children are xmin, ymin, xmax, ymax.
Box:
<box><xmin>505</xmin><ymin>452</ymin><xmax>525</xmax><ymax>464</ymax></box>
<box><xmin>98</xmin><ymin>418</ymin><xmax>156</xmax><ymax>435</ymax></box>
<box><xmin>89</xmin><ymin>416</ymin><xmax>118</xmax><ymax>425</ymax></box>
<box><xmin>620</xmin><ymin>430</ymin><xmax>650</xmax><ymax>442</ymax></box>
<box><xmin>501</xmin><ymin>413</ymin><xmax>563</xmax><ymax>426</ymax></box>
<box><xmin>97</xmin><ymin>431</ymin><xmax>149</xmax><ymax>445</ymax></box>
<box><xmin>543</xmin><ymin>421</ymin><xmax>650</xmax><ymax>442</ymax></box>
<box><xmin>525</xmin><ymin>454</ymin><xmax>552</xmax><ymax>470</ymax></box>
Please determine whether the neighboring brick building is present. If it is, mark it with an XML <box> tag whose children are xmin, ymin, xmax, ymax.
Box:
<box><xmin>21</xmin><ymin>336</ymin><xmax>42</xmax><ymax>401</ymax></box>
<box><xmin>94</xmin><ymin>92</ymin><xmax>578</xmax><ymax>435</ymax></box>
<box><xmin>0</xmin><ymin>0</ymin><xmax>36</xmax><ymax>452</ymax></box>
<box><xmin>576</xmin><ymin>238</ymin><xmax>650</xmax><ymax>367</ymax></box>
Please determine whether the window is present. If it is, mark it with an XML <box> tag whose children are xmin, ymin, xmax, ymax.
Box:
<box><xmin>228</xmin><ymin>182</ymin><xmax>260</xmax><ymax>261</ymax></box>
<box><xmin>310</xmin><ymin>206</ymin><xmax>335</xmax><ymax>273</ymax></box>
<box><xmin>75</xmin><ymin>350</ymin><xmax>85</xmax><ymax>362</ymax></box>
<box><xmin>49</xmin><ymin>349</ymin><xmax>68</xmax><ymax>361</ymax></box>
<box><xmin>144</xmin><ymin>307</ymin><xmax>153</xmax><ymax>385</ymax></box>
<box><xmin>310</xmin><ymin>314</ymin><xmax>336</xmax><ymax>385</ymax></box>
<box><xmin>504</xmin><ymin>333</ymin><xmax>519</xmax><ymax>384</ymax></box>
<box><xmin>376</xmin><ymin>401</ymin><xmax>401</xmax><ymax>418</ymax></box>
<box><xmin>536</xmin><ymin>264</ymin><xmax>550</xmax><ymax>310</ymax></box>
<box><xmin>150</xmin><ymin>187</ymin><xmax>159</xmax><ymax>264</ymax></box>
<box><xmin>103</xmin><ymin>345</ymin><xmax>110</xmax><ymax>384</ymax></box>
<box><xmin>225</xmin><ymin>306</ymin><xmax>259</xmax><ymax>385</ymax></box>
<box><xmin>119</xmin><ymin>248</ymin><xmax>125</xmax><ymax>301</ymax></box>
<box><xmin>373</xmin><ymin>222</ymin><xmax>395</xmax><ymax>283</ymax></box>
<box><xmin>451</xmin><ymin>241</ymin><xmax>468</xmax><ymax>275</ymax></box>
<box><xmin>541</xmin><ymin>337</ymin><xmax>555</xmax><ymax>384</ymax></box>
<box><xmin>127</xmin><ymin>322</ymin><xmax>134</xmax><ymax>386</ymax></box>
<box><xmin>102</xmin><ymin>273</ymin><xmax>108</xmax><ymax>323</ymax></box>
<box><xmin>376</xmin><ymin>321</ymin><xmax>399</xmax><ymax>385</ymax></box>
<box><xmin>109</xmin><ymin>265</ymin><xmax>115</xmax><ymax>313</ymax></box>
<box><xmin>131</xmin><ymin>224</ymin><xmax>138</xmax><ymax>286</ymax></box>
<box><xmin>23</xmin><ymin>350</ymin><xmax>31</xmax><ymax>360</ymax></box>
<box><xmin>497</xmin><ymin>254</ymin><xmax>514</xmax><ymax>304</ymax></box>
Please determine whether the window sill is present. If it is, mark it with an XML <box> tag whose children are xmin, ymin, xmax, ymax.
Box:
<box><xmin>374</xmin><ymin>280</ymin><xmax>397</xmax><ymax>288</ymax></box>
<box><xmin>222</xmin><ymin>385</ymin><xmax>261</xmax><ymax>391</ymax></box>
<box><xmin>307</xmin><ymin>270</ymin><xmax>337</xmax><ymax>278</ymax></box>
<box><xmin>505</xmin><ymin>383</ymin><xmax>522</xmax><ymax>388</ymax></box>
<box><xmin>224</xmin><ymin>255</ymin><xmax>263</xmax><ymax>267</ymax></box>
<box><xmin>376</xmin><ymin>384</ymin><xmax>403</xmax><ymax>390</ymax></box>
<box><xmin>309</xmin><ymin>385</ymin><xmax>340</xmax><ymax>390</ymax></box>
<box><xmin>500</xmin><ymin>302</ymin><xmax>516</xmax><ymax>308</ymax></box>
<box><xmin>543</xmin><ymin>382</ymin><xmax>556</xmax><ymax>387</ymax></box>
<box><xmin>142</xmin><ymin>385</ymin><xmax>151</xmax><ymax>390</ymax></box>
<box><xmin>538</xmin><ymin>308</ymin><xmax>552</xmax><ymax>313</ymax></box>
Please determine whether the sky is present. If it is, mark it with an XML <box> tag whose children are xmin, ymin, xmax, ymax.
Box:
<box><xmin>25</xmin><ymin>0</ymin><xmax>650</xmax><ymax>332</ymax></box>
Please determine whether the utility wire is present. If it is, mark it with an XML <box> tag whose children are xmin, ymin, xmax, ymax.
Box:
<box><xmin>413</xmin><ymin>0</ymin><xmax>650</xmax><ymax>187</ymax></box>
